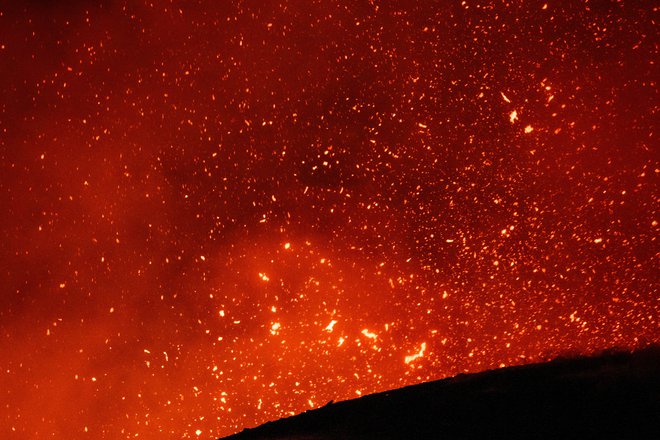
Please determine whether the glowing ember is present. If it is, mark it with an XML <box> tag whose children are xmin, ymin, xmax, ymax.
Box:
<box><xmin>404</xmin><ymin>343</ymin><xmax>428</xmax><ymax>365</ymax></box>
<box><xmin>509</xmin><ymin>110</ymin><xmax>518</xmax><ymax>124</ymax></box>
<box><xmin>325</xmin><ymin>320</ymin><xmax>338</xmax><ymax>332</ymax></box>
<box><xmin>270</xmin><ymin>322</ymin><xmax>281</xmax><ymax>335</ymax></box>
<box><xmin>361</xmin><ymin>329</ymin><xmax>378</xmax><ymax>340</ymax></box>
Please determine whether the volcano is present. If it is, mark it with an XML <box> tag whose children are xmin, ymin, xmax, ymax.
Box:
<box><xmin>222</xmin><ymin>347</ymin><xmax>660</xmax><ymax>439</ymax></box>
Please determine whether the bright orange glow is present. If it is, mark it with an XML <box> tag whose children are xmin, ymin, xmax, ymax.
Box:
<box><xmin>0</xmin><ymin>1</ymin><xmax>657</xmax><ymax>439</ymax></box>
<box><xmin>405</xmin><ymin>343</ymin><xmax>427</xmax><ymax>365</ymax></box>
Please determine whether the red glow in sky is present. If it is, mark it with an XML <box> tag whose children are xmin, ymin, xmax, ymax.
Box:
<box><xmin>1</xmin><ymin>1</ymin><xmax>658</xmax><ymax>438</ymax></box>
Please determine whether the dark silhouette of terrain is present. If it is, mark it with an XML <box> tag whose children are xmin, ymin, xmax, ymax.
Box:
<box><xmin>221</xmin><ymin>346</ymin><xmax>660</xmax><ymax>439</ymax></box>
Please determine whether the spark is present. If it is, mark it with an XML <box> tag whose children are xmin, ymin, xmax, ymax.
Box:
<box><xmin>404</xmin><ymin>342</ymin><xmax>427</xmax><ymax>364</ymax></box>
<box><xmin>325</xmin><ymin>320</ymin><xmax>338</xmax><ymax>332</ymax></box>
<box><xmin>361</xmin><ymin>329</ymin><xmax>377</xmax><ymax>339</ymax></box>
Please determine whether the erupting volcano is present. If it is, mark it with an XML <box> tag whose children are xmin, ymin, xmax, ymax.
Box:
<box><xmin>1</xmin><ymin>1</ymin><xmax>657</xmax><ymax>438</ymax></box>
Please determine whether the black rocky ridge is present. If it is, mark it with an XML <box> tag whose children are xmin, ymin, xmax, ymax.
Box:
<box><xmin>221</xmin><ymin>346</ymin><xmax>660</xmax><ymax>439</ymax></box>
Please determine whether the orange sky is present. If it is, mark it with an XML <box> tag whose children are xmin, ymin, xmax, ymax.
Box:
<box><xmin>1</xmin><ymin>1</ymin><xmax>658</xmax><ymax>438</ymax></box>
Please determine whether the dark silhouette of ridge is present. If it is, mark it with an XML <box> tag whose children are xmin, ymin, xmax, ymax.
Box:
<box><xmin>221</xmin><ymin>346</ymin><xmax>660</xmax><ymax>439</ymax></box>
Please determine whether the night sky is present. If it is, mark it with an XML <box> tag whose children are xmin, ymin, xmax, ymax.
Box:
<box><xmin>1</xmin><ymin>1</ymin><xmax>658</xmax><ymax>438</ymax></box>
